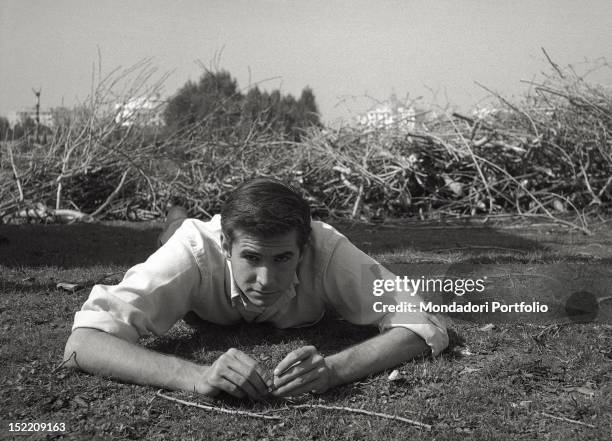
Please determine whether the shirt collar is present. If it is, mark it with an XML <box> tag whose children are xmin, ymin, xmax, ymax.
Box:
<box><xmin>227</xmin><ymin>261</ymin><xmax>299</xmax><ymax>315</ymax></box>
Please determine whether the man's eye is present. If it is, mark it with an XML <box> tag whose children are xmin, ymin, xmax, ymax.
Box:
<box><xmin>244</xmin><ymin>255</ymin><xmax>259</xmax><ymax>262</ymax></box>
<box><xmin>276</xmin><ymin>256</ymin><xmax>291</xmax><ymax>263</ymax></box>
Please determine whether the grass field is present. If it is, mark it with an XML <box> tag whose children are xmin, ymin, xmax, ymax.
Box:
<box><xmin>1</xmin><ymin>219</ymin><xmax>611</xmax><ymax>440</ymax></box>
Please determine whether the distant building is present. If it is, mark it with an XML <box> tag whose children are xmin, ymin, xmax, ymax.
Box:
<box><xmin>7</xmin><ymin>108</ymin><xmax>55</xmax><ymax>128</ymax></box>
<box><xmin>359</xmin><ymin>94</ymin><xmax>416</xmax><ymax>131</ymax></box>
<box><xmin>50</xmin><ymin>107</ymin><xmax>75</xmax><ymax>127</ymax></box>
<box><xmin>114</xmin><ymin>94</ymin><xmax>166</xmax><ymax>127</ymax></box>
<box><xmin>471</xmin><ymin>107</ymin><xmax>499</xmax><ymax>120</ymax></box>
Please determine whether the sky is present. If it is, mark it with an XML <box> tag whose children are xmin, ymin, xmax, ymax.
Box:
<box><xmin>1</xmin><ymin>0</ymin><xmax>611</xmax><ymax>124</ymax></box>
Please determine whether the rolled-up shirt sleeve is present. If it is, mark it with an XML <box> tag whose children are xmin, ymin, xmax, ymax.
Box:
<box><xmin>322</xmin><ymin>237</ymin><xmax>449</xmax><ymax>356</ymax></box>
<box><xmin>72</xmin><ymin>230</ymin><xmax>202</xmax><ymax>343</ymax></box>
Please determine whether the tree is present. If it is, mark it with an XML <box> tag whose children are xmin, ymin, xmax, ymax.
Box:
<box><xmin>0</xmin><ymin>117</ymin><xmax>10</xmax><ymax>140</ymax></box>
<box><xmin>280</xmin><ymin>94</ymin><xmax>298</xmax><ymax>139</ymax></box>
<box><xmin>165</xmin><ymin>69</ymin><xmax>322</xmax><ymax>140</ymax></box>
<box><xmin>164</xmin><ymin>70</ymin><xmax>243</xmax><ymax>131</ymax></box>
<box><xmin>164</xmin><ymin>81</ymin><xmax>198</xmax><ymax>127</ymax></box>
<box><xmin>12</xmin><ymin>116</ymin><xmax>36</xmax><ymax>140</ymax></box>
<box><xmin>297</xmin><ymin>87</ymin><xmax>322</xmax><ymax>128</ymax></box>
<box><xmin>239</xmin><ymin>86</ymin><xmax>266</xmax><ymax>133</ymax></box>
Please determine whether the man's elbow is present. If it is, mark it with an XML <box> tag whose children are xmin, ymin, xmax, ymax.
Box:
<box><xmin>63</xmin><ymin>328</ymin><xmax>100</xmax><ymax>370</ymax></box>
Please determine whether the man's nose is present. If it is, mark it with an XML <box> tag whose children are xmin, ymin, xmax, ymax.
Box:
<box><xmin>256</xmin><ymin>266</ymin><xmax>275</xmax><ymax>288</ymax></box>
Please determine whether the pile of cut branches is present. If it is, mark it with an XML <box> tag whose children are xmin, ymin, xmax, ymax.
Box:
<box><xmin>1</xmin><ymin>55</ymin><xmax>610</xmax><ymax>234</ymax></box>
<box><xmin>290</xmin><ymin>55</ymin><xmax>612</xmax><ymax>233</ymax></box>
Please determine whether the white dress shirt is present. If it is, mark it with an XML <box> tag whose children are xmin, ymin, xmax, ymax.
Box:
<box><xmin>72</xmin><ymin>215</ymin><xmax>448</xmax><ymax>355</ymax></box>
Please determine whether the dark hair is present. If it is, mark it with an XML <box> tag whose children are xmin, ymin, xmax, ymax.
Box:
<box><xmin>221</xmin><ymin>177</ymin><xmax>312</xmax><ymax>250</ymax></box>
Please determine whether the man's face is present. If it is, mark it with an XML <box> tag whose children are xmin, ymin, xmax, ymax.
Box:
<box><xmin>222</xmin><ymin>229</ymin><xmax>302</xmax><ymax>308</ymax></box>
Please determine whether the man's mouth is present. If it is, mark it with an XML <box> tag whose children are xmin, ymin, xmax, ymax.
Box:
<box><xmin>251</xmin><ymin>290</ymin><xmax>278</xmax><ymax>295</ymax></box>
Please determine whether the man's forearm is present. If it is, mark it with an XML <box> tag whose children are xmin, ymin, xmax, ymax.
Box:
<box><xmin>325</xmin><ymin>327</ymin><xmax>429</xmax><ymax>388</ymax></box>
<box><xmin>64</xmin><ymin>328</ymin><xmax>209</xmax><ymax>393</ymax></box>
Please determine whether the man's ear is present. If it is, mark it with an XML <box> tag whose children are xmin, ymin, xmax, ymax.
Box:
<box><xmin>220</xmin><ymin>233</ymin><xmax>231</xmax><ymax>259</ymax></box>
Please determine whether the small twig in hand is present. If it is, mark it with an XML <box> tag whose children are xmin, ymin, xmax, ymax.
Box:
<box><xmin>155</xmin><ymin>390</ymin><xmax>281</xmax><ymax>420</ymax></box>
<box><xmin>540</xmin><ymin>412</ymin><xmax>595</xmax><ymax>428</ymax></box>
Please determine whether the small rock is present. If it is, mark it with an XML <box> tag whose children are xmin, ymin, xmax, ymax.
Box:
<box><xmin>56</xmin><ymin>282</ymin><xmax>81</xmax><ymax>292</ymax></box>
<box><xmin>519</xmin><ymin>400</ymin><xmax>532</xmax><ymax>409</ymax></box>
<box><xmin>456</xmin><ymin>347</ymin><xmax>474</xmax><ymax>356</ymax></box>
<box><xmin>479</xmin><ymin>323</ymin><xmax>497</xmax><ymax>332</ymax></box>
<box><xmin>459</xmin><ymin>367</ymin><xmax>480</xmax><ymax>375</ymax></box>
<box><xmin>388</xmin><ymin>369</ymin><xmax>401</xmax><ymax>381</ymax></box>
<box><xmin>565</xmin><ymin>386</ymin><xmax>595</xmax><ymax>397</ymax></box>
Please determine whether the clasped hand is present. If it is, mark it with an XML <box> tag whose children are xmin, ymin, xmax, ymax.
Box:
<box><xmin>272</xmin><ymin>345</ymin><xmax>333</xmax><ymax>397</ymax></box>
<box><xmin>201</xmin><ymin>346</ymin><xmax>333</xmax><ymax>399</ymax></box>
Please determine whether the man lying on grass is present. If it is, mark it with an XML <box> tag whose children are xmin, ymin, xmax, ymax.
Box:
<box><xmin>64</xmin><ymin>177</ymin><xmax>448</xmax><ymax>399</ymax></box>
